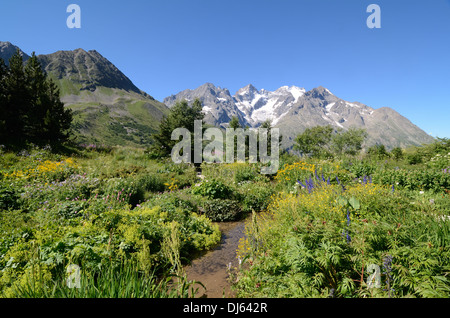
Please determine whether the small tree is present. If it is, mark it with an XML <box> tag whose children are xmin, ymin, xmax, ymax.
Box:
<box><xmin>367</xmin><ymin>144</ymin><xmax>390</xmax><ymax>160</ymax></box>
<box><xmin>150</xmin><ymin>98</ymin><xmax>204</xmax><ymax>158</ymax></box>
<box><xmin>294</xmin><ymin>125</ymin><xmax>334</xmax><ymax>158</ymax></box>
<box><xmin>229</xmin><ymin>116</ymin><xmax>240</xmax><ymax>130</ymax></box>
<box><xmin>390</xmin><ymin>147</ymin><xmax>404</xmax><ymax>160</ymax></box>
<box><xmin>331</xmin><ymin>127</ymin><xmax>367</xmax><ymax>156</ymax></box>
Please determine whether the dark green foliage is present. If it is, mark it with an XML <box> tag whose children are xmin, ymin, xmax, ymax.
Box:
<box><xmin>0</xmin><ymin>182</ymin><xmax>20</xmax><ymax>210</ymax></box>
<box><xmin>234</xmin><ymin>164</ymin><xmax>258</xmax><ymax>183</ymax></box>
<box><xmin>0</xmin><ymin>51</ymin><xmax>72</xmax><ymax>147</ymax></box>
<box><xmin>407</xmin><ymin>152</ymin><xmax>423</xmax><ymax>165</ymax></box>
<box><xmin>202</xmin><ymin>198</ymin><xmax>242</xmax><ymax>222</ymax></box>
<box><xmin>239</xmin><ymin>183</ymin><xmax>274</xmax><ymax>213</ymax></box>
<box><xmin>229</xmin><ymin>116</ymin><xmax>240</xmax><ymax>130</ymax></box>
<box><xmin>374</xmin><ymin>168</ymin><xmax>450</xmax><ymax>193</ymax></box>
<box><xmin>391</xmin><ymin>147</ymin><xmax>404</xmax><ymax>160</ymax></box>
<box><xmin>367</xmin><ymin>144</ymin><xmax>390</xmax><ymax>159</ymax></box>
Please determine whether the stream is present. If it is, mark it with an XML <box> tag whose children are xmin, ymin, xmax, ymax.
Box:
<box><xmin>184</xmin><ymin>218</ymin><xmax>247</xmax><ymax>298</ymax></box>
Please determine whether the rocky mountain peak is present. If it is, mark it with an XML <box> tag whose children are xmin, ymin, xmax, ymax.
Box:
<box><xmin>306</xmin><ymin>86</ymin><xmax>334</xmax><ymax>99</ymax></box>
<box><xmin>235</xmin><ymin>84</ymin><xmax>259</xmax><ymax>99</ymax></box>
<box><xmin>36</xmin><ymin>48</ymin><xmax>142</xmax><ymax>94</ymax></box>
<box><xmin>164</xmin><ymin>82</ymin><xmax>435</xmax><ymax>149</ymax></box>
<box><xmin>0</xmin><ymin>41</ymin><xmax>30</xmax><ymax>65</ymax></box>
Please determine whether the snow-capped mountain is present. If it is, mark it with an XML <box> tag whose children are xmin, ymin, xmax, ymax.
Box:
<box><xmin>163</xmin><ymin>83</ymin><xmax>247</xmax><ymax>128</ymax></box>
<box><xmin>234</xmin><ymin>84</ymin><xmax>306</xmax><ymax>126</ymax></box>
<box><xmin>163</xmin><ymin>83</ymin><xmax>435</xmax><ymax>149</ymax></box>
<box><xmin>163</xmin><ymin>83</ymin><xmax>307</xmax><ymax>128</ymax></box>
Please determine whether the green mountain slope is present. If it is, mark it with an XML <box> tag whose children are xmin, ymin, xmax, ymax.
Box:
<box><xmin>1</xmin><ymin>42</ymin><xmax>168</xmax><ymax>147</ymax></box>
<box><xmin>37</xmin><ymin>48</ymin><xmax>169</xmax><ymax>147</ymax></box>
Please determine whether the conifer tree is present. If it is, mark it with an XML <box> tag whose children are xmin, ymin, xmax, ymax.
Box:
<box><xmin>0</xmin><ymin>50</ymin><xmax>72</xmax><ymax>146</ymax></box>
<box><xmin>2</xmin><ymin>50</ymin><xmax>29</xmax><ymax>144</ymax></box>
<box><xmin>0</xmin><ymin>58</ymin><xmax>7</xmax><ymax>141</ymax></box>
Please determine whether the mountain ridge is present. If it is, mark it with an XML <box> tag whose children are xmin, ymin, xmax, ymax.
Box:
<box><xmin>164</xmin><ymin>82</ymin><xmax>435</xmax><ymax>150</ymax></box>
<box><xmin>0</xmin><ymin>41</ymin><xmax>435</xmax><ymax>150</ymax></box>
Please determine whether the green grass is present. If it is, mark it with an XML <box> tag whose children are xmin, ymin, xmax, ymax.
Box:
<box><xmin>9</xmin><ymin>259</ymin><xmax>203</xmax><ymax>298</ymax></box>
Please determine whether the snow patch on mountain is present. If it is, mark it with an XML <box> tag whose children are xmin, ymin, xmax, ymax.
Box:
<box><xmin>233</xmin><ymin>85</ymin><xmax>306</xmax><ymax>126</ymax></box>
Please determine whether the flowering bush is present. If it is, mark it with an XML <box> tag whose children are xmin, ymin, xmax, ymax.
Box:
<box><xmin>428</xmin><ymin>152</ymin><xmax>450</xmax><ymax>170</ymax></box>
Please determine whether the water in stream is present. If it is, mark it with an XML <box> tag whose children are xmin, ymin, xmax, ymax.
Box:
<box><xmin>184</xmin><ymin>219</ymin><xmax>247</xmax><ymax>298</ymax></box>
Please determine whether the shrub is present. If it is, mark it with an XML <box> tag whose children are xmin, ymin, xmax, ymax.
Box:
<box><xmin>191</xmin><ymin>179</ymin><xmax>234</xmax><ymax>200</ymax></box>
<box><xmin>367</xmin><ymin>144</ymin><xmax>390</xmax><ymax>160</ymax></box>
<box><xmin>235</xmin><ymin>165</ymin><xmax>258</xmax><ymax>183</ymax></box>
<box><xmin>407</xmin><ymin>152</ymin><xmax>423</xmax><ymax>165</ymax></box>
<box><xmin>391</xmin><ymin>147</ymin><xmax>404</xmax><ymax>160</ymax></box>
<box><xmin>346</xmin><ymin>161</ymin><xmax>377</xmax><ymax>178</ymax></box>
<box><xmin>0</xmin><ymin>182</ymin><xmax>20</xmax><ymax>210</ymax></box>
<box><xmin>201</xmin><ymin>199</ymin><xmax>242</xmax><ymax>222</ymax></box>
<box><xmin>239</xmin><ymin>183</ymin><xmax>274</xmax><ymax>213</ymax></box>
<box><xmin>136</xmin><ymin>174</ymin><xmax>166</xmax><ymax>193</ymax></box>
<box><xmin>103</xmin><ymin>178</ymin><xmax>145</xmax><ymax>207</ymax></box>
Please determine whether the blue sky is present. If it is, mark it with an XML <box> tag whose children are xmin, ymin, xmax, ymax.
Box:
<box><xmin>1</xmin><ymin>0</ymin><xmax>449</xmax><ymax>138</ymax></box>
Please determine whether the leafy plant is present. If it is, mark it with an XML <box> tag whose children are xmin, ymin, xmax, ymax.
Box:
<box><xmin>201</xmin><ymin>199</ymin><xmax>242</xmax><ymax>222</ymax></box>
<box><xmin>191</xmin><ymin>179</ymin><xmax>234</xmax><ymax>200</ymax></box>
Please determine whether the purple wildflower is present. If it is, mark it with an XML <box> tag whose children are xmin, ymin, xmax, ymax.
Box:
<box><xmin>297</xmin><ymin>180</ymin><xmax>306</xmax><ymax>188</ymax></box>
<box><xmin>346</xmin><ymin>232</ymin><xmax>351</xmax><ymax>243</ymax></box>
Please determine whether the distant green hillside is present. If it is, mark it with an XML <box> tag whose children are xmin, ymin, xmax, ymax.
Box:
<box><xmin>32</xmin><ymin>48</ymin><xmax>169</xmax><ymax>147</ymax></box>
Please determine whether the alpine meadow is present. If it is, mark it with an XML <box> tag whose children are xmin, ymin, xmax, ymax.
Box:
<box><xmin>1</xmin><ymin>0</ymin><xmax>450</xmax><ymax>302</ymax></box>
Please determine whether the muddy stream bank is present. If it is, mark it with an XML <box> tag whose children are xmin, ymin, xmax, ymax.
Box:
<box><xmin>184</xmin><ymin>219</ymin><xmax>247</xmax><ymax>298</ymax></box>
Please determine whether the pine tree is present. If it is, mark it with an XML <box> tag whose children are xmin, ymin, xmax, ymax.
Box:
<box><xmin>42</xmin><ymin>77</ymin><xmax>72</xmax><ymax>144</ymax></box>
<box><xmin>24</xmin><ymin>52</ymin><xmax>48</xmax><ymax>142</ymax></box>
<box><xmin>0</xmin><ymin>50</ymin><xmax>72</xmax><ymax>147</ymax></box>
<box><xmin>2</xmin><ymin>49</ymin><xmax>30</xmax><ymax>144</ymax></box>
<box><xmin>0</xmin><ymin>58</ymin><xmax>7</xmax><ymax>142</ymax></box>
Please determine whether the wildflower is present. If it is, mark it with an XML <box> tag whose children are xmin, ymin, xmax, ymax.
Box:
<box><xmin>328</xmin><ymin>288</ymin><xmax>336</xmax><ymax>298</ymax></box>
<box><xmin>382</xmin><ymin>254</ymin><xmax>394</xmax><ymax>296</ymax></box>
